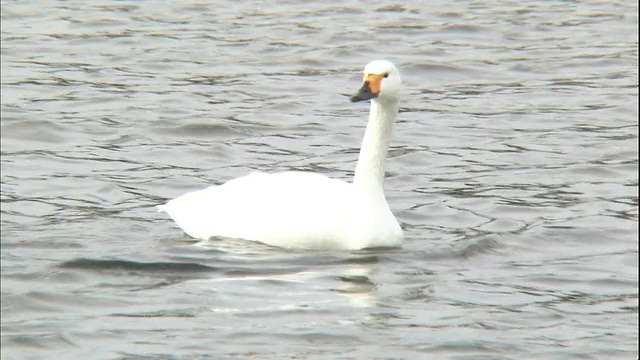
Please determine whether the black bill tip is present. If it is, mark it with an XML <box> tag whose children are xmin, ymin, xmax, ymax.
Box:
<box><xmin>350</xmin><ymin>82</ymin><xmax>375</xmax><ymax>102</ymax></box>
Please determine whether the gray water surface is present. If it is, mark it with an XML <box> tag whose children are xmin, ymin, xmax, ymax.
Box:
<box><xmin>1</xmin><ymin>1</ymin><xmax>638</xmax><ymax>359</ymax></box>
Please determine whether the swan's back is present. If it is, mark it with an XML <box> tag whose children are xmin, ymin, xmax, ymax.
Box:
<box><xmin>159</xmin><ymin>171</ymin><xmax>355</xmax><ymax>249</ymax></box>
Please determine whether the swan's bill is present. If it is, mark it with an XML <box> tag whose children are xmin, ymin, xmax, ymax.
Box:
<box><xmin>350</xmin><ymin>75</ymin><xmax>381</xmax><ymax>103</ymax></box>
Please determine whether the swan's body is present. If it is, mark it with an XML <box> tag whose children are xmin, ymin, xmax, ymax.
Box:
<box><xmin>158</xmin><ymin>60</ymin><xmax>404</xmax><ymax>250</ymax></box>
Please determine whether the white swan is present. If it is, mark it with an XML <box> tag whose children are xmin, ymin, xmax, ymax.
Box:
<box><xmin>158</xmin><ymin>60</ymin><xmax>403</xmax><ymax>250</ymax></box>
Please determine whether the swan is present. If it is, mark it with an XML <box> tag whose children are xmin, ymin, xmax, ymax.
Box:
<box><xmin>158</xmin><ymin>60</ymin><xmax>404</xmax><ymax>250</ymax></box>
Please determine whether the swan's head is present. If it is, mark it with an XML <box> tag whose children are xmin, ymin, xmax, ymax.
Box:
<box><xmin>350</xmin><ymin>60</ymin><xmax>401</xmax><ymax>104</ymax></box>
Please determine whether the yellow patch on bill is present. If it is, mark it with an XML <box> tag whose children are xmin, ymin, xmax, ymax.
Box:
<box><xmin>362</xmin><ymin>73</ymin><xmax>384</xmax><ymax>95</ymax></box>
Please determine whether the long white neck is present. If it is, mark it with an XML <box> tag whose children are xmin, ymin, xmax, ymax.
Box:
<box><xmin>353</xmin><ymin>99</ymin><xmax>398</xmax><ymax>191</ymax></box>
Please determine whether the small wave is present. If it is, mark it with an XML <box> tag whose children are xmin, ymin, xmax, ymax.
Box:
<box><xmin>58</xmin><ymin>258</ymin><xmax>218</xmax><ymax>273</ymax></box>
<box><xmin>456</xmin><ymin>235</ymin><xmax>504</xmax><ymax>258</ymax></box>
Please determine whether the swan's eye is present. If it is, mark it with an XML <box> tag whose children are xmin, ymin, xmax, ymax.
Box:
<box><xmin>383</xmin><ymin>73</ymin><xmax>389</xmax><ymax>78</ymax></box>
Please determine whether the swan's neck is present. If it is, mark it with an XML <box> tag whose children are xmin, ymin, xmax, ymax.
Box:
<box><xmin>353</xmin><ymin>99</ymin><xmax>398</xmax><ymax>191</ymax></box>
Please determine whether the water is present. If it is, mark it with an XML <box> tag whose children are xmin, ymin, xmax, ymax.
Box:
<box><xmin>1</xmin><ymin>1</ymin><xmax>638</xmax><ymax>359</ymax></box>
